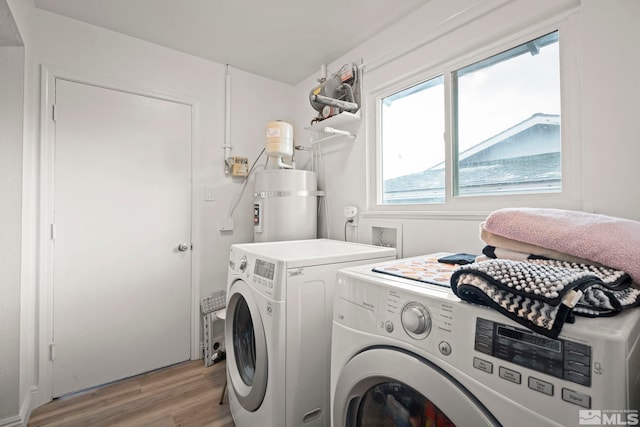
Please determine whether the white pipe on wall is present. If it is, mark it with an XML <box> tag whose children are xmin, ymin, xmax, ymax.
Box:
<box><xmin>223</xmin><ymin>65</ymin><xmax>232</xmax><ymax>172</ymax></box>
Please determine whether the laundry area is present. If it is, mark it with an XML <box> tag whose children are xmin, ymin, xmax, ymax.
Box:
<box><xmin>2</xmin><ymin>1</ymin><xmax>640</xmax><ymax>427</ymax></box>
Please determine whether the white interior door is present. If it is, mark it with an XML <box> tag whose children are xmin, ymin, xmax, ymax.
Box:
<box><xmin>52</xmin><ymin>79</ymin><xmax>192</xmax><ymax>397</ymax></box>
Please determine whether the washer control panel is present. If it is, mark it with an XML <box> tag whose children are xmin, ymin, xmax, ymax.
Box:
<box><xmin>229</xmin><ymin>247</ymin><xmax>280</xmax><ymax>299</ymax></box>
<box><xmin>378</xmin><ymin>286</ymin><xmax>456</xmax><ymax>357</ymax></box>
<box><xmin>474</xmin><ymin>318</ymin><xmax>592</xmax><ymax>387</ymax></box>
<box><xmin>250</xmin><ymin>258</ymin><xmax>275</xmax><ymax>290</ymax></box>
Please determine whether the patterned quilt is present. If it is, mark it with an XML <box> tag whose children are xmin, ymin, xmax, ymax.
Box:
<box><xmin>450</xmin><ymin>258</ymin><xmax>640</xmax><ymax>338</ymax></box>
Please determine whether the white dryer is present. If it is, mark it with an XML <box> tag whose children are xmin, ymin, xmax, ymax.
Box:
<box><xmin>225</xmin><ymin>239</ymin><xmax>396</xmax><ymax>427</ymax></box>
<box><xmin>331</xmin><ymin>258</ymin><xmax>640</xmax><ymax>427</ymax></box>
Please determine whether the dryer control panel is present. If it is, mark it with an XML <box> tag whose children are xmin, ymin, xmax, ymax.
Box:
<box><xmin>254</xmin><ymin>258</ymin><xmax>275</xmax><ymax>280</ymax></box>
<box><xmin>252</xmin><ymin>258</ymin><xmax>276</xmax><ymax>290</ymax></box>
<box><xmin>474</xmin><ymin>318</ymin><xmax>592</xmax><ymax>387</ymax></box>
<box><xmin>228</xmin><ymin>246</ymin><xmax>282</xmax><ymax>299</ymax></box>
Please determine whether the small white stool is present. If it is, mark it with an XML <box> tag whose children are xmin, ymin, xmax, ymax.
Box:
<box><xmin>213</xmin><ymin>309</ymin><xmax>227</xmax><ymax>405</ymax></box>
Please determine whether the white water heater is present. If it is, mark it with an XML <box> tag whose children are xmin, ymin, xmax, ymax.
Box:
<box><xmin>253</xmin><ymin>169</ymin><xmax>319</xmax><ymax>242</ymax></box>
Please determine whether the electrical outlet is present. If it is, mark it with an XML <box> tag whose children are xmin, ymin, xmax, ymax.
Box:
<box><xmin>344</xmin><ymin>205</ymin><xmax>358</xmax><ymax>227</ymax></box>
<box><xmin>344</xmin><ymin>206</ymin><xmax>357</xmax><ymax>218</ymax></box>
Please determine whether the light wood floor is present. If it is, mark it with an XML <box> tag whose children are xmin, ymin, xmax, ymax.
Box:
<box><xmin>28</xmin><ymin>359</ymin><xmax>234</xmax><ymax>427</ymax></box>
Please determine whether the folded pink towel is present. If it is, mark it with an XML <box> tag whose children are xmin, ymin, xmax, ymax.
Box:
<box><xmin>483</xmin><ymin>208</ymin><xmax>640</xmax><ymax>283</ymax></box>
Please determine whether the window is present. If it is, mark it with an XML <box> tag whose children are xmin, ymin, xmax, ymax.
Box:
<box><xmin>454</xmin><ymin>32</ymin><xmax>560</xmax><ymax>197</ymax></box>
<box><xmin>379</xmin><ymin>31</ymin><xmax>561</xmax><ymax>205</ymax></box>
<box><xmin>381</xmin><ymin>76</ymin><xmax>445</xmax><ymax>204</ymax></box>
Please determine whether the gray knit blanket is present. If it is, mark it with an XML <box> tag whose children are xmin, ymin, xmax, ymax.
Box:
<box><xmin>450</xmin><ymin>258</ymin><xmax>640</xmax><ymax>338</ymax></box>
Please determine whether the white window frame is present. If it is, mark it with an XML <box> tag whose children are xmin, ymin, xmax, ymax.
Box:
<box><xmin>365</xmin><ymin>12</ymin><xmax>582</xmax><ymax>219</ymax></box>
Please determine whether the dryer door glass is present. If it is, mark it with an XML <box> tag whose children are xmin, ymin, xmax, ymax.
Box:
<box><xmin>333</xmin><ymin>348</ymin><xmax>499</xmax><ymax>426</ymax></box>
<box><xmin>233</xmin><ymin>296</ymin><xmax>256</xmax><ymax>386</ymax></box>
<box><xmin>352</xmin><ymin>382</ymin><xmax>454</xmax><ymax>427</ymax></box>
<box><xmin>226</xmin><ymin>280</ymin><xmax>268</xmax><ymax>412</ymax></box>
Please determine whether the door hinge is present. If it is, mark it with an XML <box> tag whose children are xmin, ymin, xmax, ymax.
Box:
<box><xmin>52</xmin><ymin>104</ymin><xmax>57</xmax><ymax>122</ymax></box>
<box><xmin>50</xmin><ymin>223</ymin><xmax>55</xmax><ymax>241</ymax></box>
<box><xmin>49</xmin><ymin>343</ymin><xmax>55</xmax><ymax>361</ymax></box>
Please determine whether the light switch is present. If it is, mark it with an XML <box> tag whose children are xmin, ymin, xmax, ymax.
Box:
<box><xmin>204</xmin><ymin>187</ymin><xmax>215</xmax><ymax>201</ymax></box>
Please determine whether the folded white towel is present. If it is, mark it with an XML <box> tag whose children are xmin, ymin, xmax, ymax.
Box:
<box><xmin>480</xmin><ymin>225</ymin><xmax>601</xmax><ymax>266</ymax></box>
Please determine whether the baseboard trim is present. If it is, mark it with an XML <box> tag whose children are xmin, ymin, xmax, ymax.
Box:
<box><xmin>22</xmin><ymin>386</ymin><xmax>38</xmax><ymax>426</ymax></box>
<box><xmin>0</xmin><ymin>414</ymin><xmax>22</xmax><ymax>427</ymax></box>
<box><xmin>0</xmin><ymin>386</ymin><xmax>40</xmax><ymax>427</ymax></box>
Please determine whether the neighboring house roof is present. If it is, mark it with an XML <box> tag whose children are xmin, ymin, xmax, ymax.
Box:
<box><xmin>384</xmin><ymin>113</ymin><xmax>561</xmax><ymax>203</ymax></box>
<box><xmin>430</xmin><ymin>113</ymin><xmax>560</xmax><ymax>170</ymax></box>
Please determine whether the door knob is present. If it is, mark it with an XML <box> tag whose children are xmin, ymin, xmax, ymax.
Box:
<box><xmin>178</xmin><ymin>243</ymin><xmax>190</xmax><ymax>252</ymax></box>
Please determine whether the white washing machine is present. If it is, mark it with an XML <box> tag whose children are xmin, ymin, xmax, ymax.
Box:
<box><xmin>331</xmin><ymin>258</ymin><xmax>640</xmax><ymax>427</ymax></box>
<box><xmin>225</xmin><ymin>239</ymin><xmax>396</xmax><ymax>427</ymax></box>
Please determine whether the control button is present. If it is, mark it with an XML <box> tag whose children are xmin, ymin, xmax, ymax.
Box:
<box><xmin>385</xmin><ymin>321</ymin><xmax>394</xmax><ymax>333</ymax></box>
<box><xmin>499</xmin><ymin>366</ymin><xmax>522</xmax><ymax>384</ymax></box>
<box><xmin>564</xmin><ymin>351</ymin><xmax>590</xmax><ymax>366</ymax></box>
<box><xmin>439</xmin><ymin>341</ymin><xmax>452</xmax><ymax>356</ymax></box>
<box><xmin>239</xmin><ymin>256</ymin><xmax>248</xmax><ymax>273</ymax></box>
<box><xmin>564</xmin><ymin>341</ymin><xmax>591</xmax><ymax>356</ymax></box>
<box><xmin>564</xmin><ymin>360</ymin><xmax>590</xmax><ymax>375</ymax></box>
<box><xmin>401</xmin><ymin>302</ymin><xmax>432</xmax><ymax>338</ymax></box>
<box><xmin>528</xmin><ymin>377</ymin><xmax>554</xmax><ymax>396</ymax></box>
<box><xmin>564</xmin><ymin>370</ymin><xmax>591</xmax><ymax>387</ymax></box>
<box><xmin>474</xmin><ymin>334</ymin><xmax>493</xmax><ymax>345</ymax></box>
<box><xmin>474</xmin><ymin>340</ymin><xmax>492</xmax><ymax>355</ymax></box>
<box><xmin>473</xmin><ymin>357</ymin><xmax>493</xmax><ymax>374</ymax></box>
<box><xmin>476</xmin><ymin>318</ymin><xmax>494</xmax><ymax>332</ymax></box>
<box><xmin>562</xmin><ymin>388</ymin><xmax>591</xmax><ymax>408</ymax></box>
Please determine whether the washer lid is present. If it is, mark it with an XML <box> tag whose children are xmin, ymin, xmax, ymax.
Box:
<box><xmin>231</xmin><ymin>239</ymin><xmax>396</xmax><ymax>268</ymax></box>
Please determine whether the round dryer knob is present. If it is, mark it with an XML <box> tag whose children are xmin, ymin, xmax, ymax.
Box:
<box><xmin>239</xmin><ymin>255</ymin><xmax>248</xmax><ymax>273</ymax></box>
<box><xmin>401</xmin><ymin>302</ymin><xmax>431</xmax><ymax>338</ymax></box>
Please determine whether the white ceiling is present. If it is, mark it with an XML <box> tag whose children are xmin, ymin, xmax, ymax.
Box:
<box><xmin>1</xmin><ymin>0</ymin><xmax>23</xmax><ymax>46</ymax></box>
<box><xmin>33</xmin><ymin>0</ymin><xmax>429</xmax><ymax>85</ymax></box>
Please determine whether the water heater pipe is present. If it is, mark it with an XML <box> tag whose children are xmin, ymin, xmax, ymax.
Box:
<box><xmin>323</xmin><ymin>127</ymin><xmax>355</xmax><ymax>139</ymax></box>
<box><xmin>310</xmin><ymin>93</ymin><xmax>359</xmax><ymax>112</ymax></box>
<box><xmin>276</xmin><ymin>158</ymin><xmax>293</xmax><ymax>169</ymax></box>
<box><xmin>318</xmin><ymin>64</ymin><xmax>327</xmax><ymax>82</ymax></box>
<box><xmin>223</xmin><ymin>65</ymin><xmax>232</xmax><ymax>170</ymax></box>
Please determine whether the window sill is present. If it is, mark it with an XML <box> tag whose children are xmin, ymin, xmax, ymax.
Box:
<box><xmin>361</xmin><ymin>210</ymin><xmax>490</xmax><ymax>221</ymax></box>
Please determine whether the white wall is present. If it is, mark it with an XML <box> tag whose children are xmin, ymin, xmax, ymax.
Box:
<box><xmin>0</xmin><ymin>45</ymin><xmax>24</xmax><ymax>422</ymax></box>
<box><xmin>7</xmin><ymin>0</ymin><xmax>294</xmax><ymax>418</ymax></box>
<box><xmin>292</xmin><ymin>0</ymin><xmax>640</xmax><ymax>257</ymax></box>
<box><xmin>201</xmin><ymin>67</ymin><xmax>295</xmax><ymax>293</ymax></box>
<box><xmin>581</xmin><ymin>0</ymin><xmax>640</xmax><ymax>218</ymax></box>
